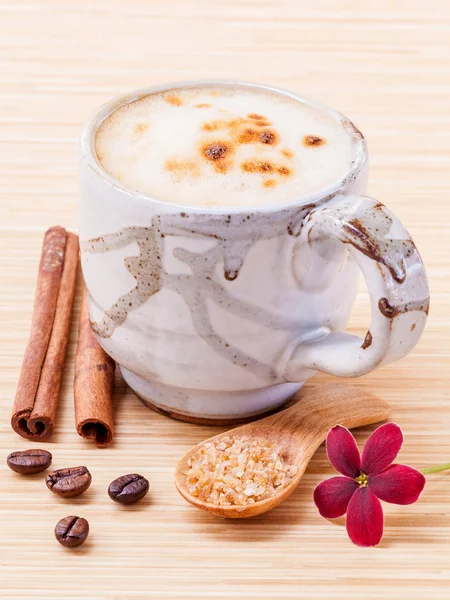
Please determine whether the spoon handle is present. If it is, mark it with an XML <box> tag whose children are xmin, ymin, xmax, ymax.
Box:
<box><xmin>264</xmin><ymin>383</ymin><xmax>390</xmax><ymax>449</ymax></box>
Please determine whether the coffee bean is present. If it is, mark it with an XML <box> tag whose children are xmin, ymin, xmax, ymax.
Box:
<box><xmin>108</xmin><ymin>473</ymin><xmax>149</xmax><ymax>505</ymax></box>
<box><xmin>55</xmin><ymin>516</ymin><xmax>89</xmax><ymax>548</ymax></box>
<box><xmin>46</xmin><ymin>466</ymin><xmax>92</xmax><ymax>497</ymax></box>
<box><xmin>7</xmin><ymin>449</ymin><xmax>52</xmax><ymax>474</ymax></box>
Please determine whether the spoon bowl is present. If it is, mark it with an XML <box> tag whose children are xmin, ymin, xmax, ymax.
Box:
<box><xmin>175</xmin><ymin>384</ymin><xmax>390</xmax><ymax>518</ymax></box>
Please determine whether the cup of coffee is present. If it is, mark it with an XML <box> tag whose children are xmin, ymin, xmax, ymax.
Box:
<box><xmin>79</xmin><ymin>81</ymin><xmax>429</xmax><ymax>423</ymax></box>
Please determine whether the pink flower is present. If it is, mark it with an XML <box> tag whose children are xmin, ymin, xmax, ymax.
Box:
<box><xmin>313</xmin><ymin>423</ymin><xmax>426</xmax><ymax>547</ymax></box>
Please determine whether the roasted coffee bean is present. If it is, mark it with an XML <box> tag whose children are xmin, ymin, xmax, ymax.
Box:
<box><xmin>46</xmin><ymin>466</ymin><xmax>92</xmax><ymax>497</ymax></box>
<box><xmin>108</xmin><ymin>473</ymin><xmax>149</xmax><ymax>505</ymax></box>
<box><xmin>7</xmin><ymin>449</ymin><xmax>52</xmax><ymax>474</ymax></box>
<box><xmin>54</xmin><ymin>516</ymin><xmax>89</xmax><ymax>548</ymax></box>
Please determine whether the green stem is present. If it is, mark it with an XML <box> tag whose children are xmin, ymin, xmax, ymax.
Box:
<box><xmin>421</xmin><ymin>462</ymin><xmax>450</xmax><ymax>475</ymax></box>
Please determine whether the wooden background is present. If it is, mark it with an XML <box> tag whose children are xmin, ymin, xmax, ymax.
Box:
<box><xmin>1</xmin><ymin>1</ymin><xmax>449</xmax><ymax>598</ymax></box>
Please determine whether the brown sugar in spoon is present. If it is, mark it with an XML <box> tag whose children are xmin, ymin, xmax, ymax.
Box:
<box><xmin>175</xmin><ymin>384</ymin><xmax>390</xmax><ymax>518</ymax></box>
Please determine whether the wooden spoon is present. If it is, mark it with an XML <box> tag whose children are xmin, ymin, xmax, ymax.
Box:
<box><xmin>174</xmin><ymin>384</ymin><xmax>390</xmax><ymax>518</ymax></box>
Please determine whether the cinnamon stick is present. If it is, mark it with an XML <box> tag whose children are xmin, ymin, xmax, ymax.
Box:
<box><xmin>74</xmin><ymin>289</ymin><xmax>115</xmax><ymax>447</ymax></box>
<box><xmin>11</xmin><ymin>227</ymin><xmax>79</xmax><ymax>440</ymax></box>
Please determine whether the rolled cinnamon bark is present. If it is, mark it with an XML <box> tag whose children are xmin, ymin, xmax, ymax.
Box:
<box><xmin>74</xmin><ymin>289</ymin><xmax>115</xmax><ymax>447</ymax></box>
<box><xmin>11</xmin><ymin>227</ymin><xmax>79</xmax><ymax>440</ymax></box>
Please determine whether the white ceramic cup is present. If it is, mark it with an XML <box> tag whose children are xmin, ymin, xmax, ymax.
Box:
<box><xmin>79</xmin><ymin>81</ymin><xmax>429</xmax><ymax>423</ymax></box>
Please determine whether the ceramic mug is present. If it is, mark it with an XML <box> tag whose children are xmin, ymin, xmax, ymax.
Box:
<box><xmin>79</xmin><ymin>81</ymin><xmax>429</xmax><ymax>423</ymax></box>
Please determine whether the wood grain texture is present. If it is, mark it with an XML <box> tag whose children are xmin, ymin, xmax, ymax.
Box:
<box><xmin>0</xmin><ymin>1</ymin><xmax>449</xmax><ymax>598</ymax></box>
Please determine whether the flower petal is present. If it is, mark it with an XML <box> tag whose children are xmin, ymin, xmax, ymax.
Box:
<box><xmin>326</xmin><ymin>425</ymin><xmax>361</xmax><ymax>477</ymax></box>
<box><xmin>313</xmin><ymin>476</ymin><xmax>358</xmax><ymax>518</ymax></box>
<box><xmin>369</xmin><ymin>464</ymin><xmax>426</xmax><ymax>505</ymax></box>
<box><xmin>346</xmin><ymin>487</ymin><xmax>384</xmax><ymax>547</ymax></box>
<box><xmin>361</xmin><ymin>423</ymin><xmax>403</xmax><ymax>475</ymax></box>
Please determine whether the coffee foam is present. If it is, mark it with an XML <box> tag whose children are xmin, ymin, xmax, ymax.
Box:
<box><xmin>95</xmin><ymin>86</ymin><xmax>356</xmax><ymax>207</ymax></box>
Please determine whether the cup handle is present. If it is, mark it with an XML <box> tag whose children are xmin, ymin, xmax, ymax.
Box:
<box><xmin>285</xmin><ymin>194</ymin><xmax>430</xmax><ymax>380</ymax></box>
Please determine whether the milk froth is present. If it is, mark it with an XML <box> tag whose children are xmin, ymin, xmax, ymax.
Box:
<box><xmin>95</xmin><ymin>86</ymin><xmax>356</xmax><ymax>207</ymax></box>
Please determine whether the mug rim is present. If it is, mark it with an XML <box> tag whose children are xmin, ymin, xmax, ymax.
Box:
<box><xmin>80</xmin><ymin>79</ymin><xmax>367</xmax><ymax>214</ymax></box>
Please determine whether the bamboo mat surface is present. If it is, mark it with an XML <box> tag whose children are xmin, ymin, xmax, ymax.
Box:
<box><xmin>0</xmin><ymin>1</ymin><xmax>449</xmax><ymax>598</ymax></box>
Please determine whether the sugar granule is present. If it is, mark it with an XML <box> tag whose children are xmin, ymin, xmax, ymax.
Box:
<box><xmin>185</xmin><ymin>435</ymin><xmax>298</xmax><ymax>506</ymax></box>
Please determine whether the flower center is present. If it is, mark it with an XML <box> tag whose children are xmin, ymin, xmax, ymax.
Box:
<box><xmin>355</xmin><ymin>472</ymin><xmax>369</xmax><ymax>487</ymax></box>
